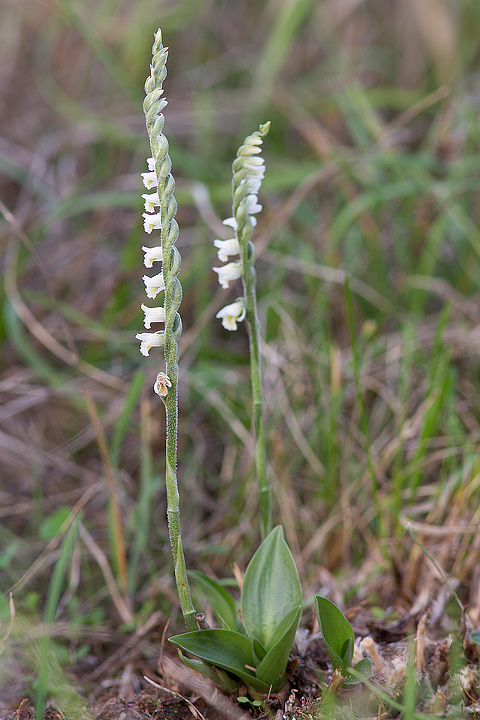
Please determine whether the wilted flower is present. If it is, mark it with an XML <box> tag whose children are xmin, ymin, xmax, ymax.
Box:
<box><xmin>216</xmin><ymin>299</ymin><xmax>246</xmax><ymax>331</ymax></box>
<box><xmin>212</xmin><ymin>260</ymin><xmax>242</xmax><ymax>289</ymax></box>
<box><xmin>154</xmin><ymin>371</ymin><xmax>172</xmax><ymax>397</ymax></box>
<box><xmin>136</xmin><ymin>331</ymin><xmax>165</xmax><ymax>356</ymax></box>
<box><xmin>143</xmin><ymin>272</ymin><xmax>165</xmax><ymax>299</ymax></box>
<box><xmin>141</xmin><ymin>303</ymin><xmax>166</xmax><ymax>328</ymax></box>
<box><xmin>213</xmin><ymin>238</ymin><xmax>241</xmax><ymax>262</ymax></box>
<box><xmin>142</xmin><ymin>245</ymin><xmax>163</xmax><ymax>267</ymax></box>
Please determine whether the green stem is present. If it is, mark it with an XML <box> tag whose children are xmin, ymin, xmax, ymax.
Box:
<box><xmin>240</xmin><ymin>232</ymin><xmax>271</xmax><ymax>538</ymax></box>
<box><xmin>143</xmin><ymin>29</ymin><xmax>196</xmax><ymax>631</ymax></box>
<box><xmin>231</xmin><ymin>123</ymin><xmax>272</xmax><ymax>539</ymax></box>
<box><xmin>164</xmin><ymin>374</ymin><xmax>196</xmax><ymax>631</ymax></box>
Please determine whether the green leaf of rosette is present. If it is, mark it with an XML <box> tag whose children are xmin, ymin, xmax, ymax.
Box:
<box><xmin>471</xmin><ymin>630</ymin><xmax>480</xmax><ymax>648</ymax></box>
<box><xmin>168</xmin><ymin>629</ymin><xmax>270</xmax><ymax>692</ymax></box>
<box><xmin>252</xmin><ymin>637</ymin><xmax>267</xmax><ymax>665</ymax></box>
<box><xmin>242</xmin><ymin>526</ymin><xmax>302</xmax><ymax>651</ymax></box>
<box><xmin>176</xmin><ymin>650</ymin><xmax>238</xmax><ymax>693</ymax></box>
<box><xmin>255</xmin><ymin>605</ymin><xmax>302</xmax><ymax>692</ymax></box>
<box><xmin>190</xmin><ymin>570</ymin><xmax>244</xmax><ymax>633</ymax></box>
<box><xmin>343</xmin><ymin>657</ymin><xmax>374</xmax><ymax>686</ymax></box>
<box><xmin>314</xmin><ymin>596</ymin><xmax>355</xmax><ymax>672</ymax></box>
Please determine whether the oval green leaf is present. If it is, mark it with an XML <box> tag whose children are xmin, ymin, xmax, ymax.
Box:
<box><xmin>314</xmin><ymin>596</ymin><xmax>354</xmax><ymax>671</ymax></box>
<box><xmin>242</xmin><ymin>526</ymin><xmax>302</xmax><ymax>650</ymax></box>
<box><xmin>255</xmin><ymin>605</ymin><xmax>301</xmax><ymax>692</ymax></box>
<box><xmin>169</xmin><ymin>629</ymin><xmax>270</xmax><ymax>692</ymax></box>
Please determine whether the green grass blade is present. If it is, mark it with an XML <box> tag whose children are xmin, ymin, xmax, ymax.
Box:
<box><xmin>35</xmin><ymin>515</ymin><xmax>81</xmax><ymax>720</ymax></box>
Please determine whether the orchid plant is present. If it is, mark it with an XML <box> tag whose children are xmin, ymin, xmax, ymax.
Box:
<box><xmin>137</xmin><ymin>29</ymin><xmax>372</xmax><ymax>696</ymax></box>
<box><xmin>136</xmin><ymin>30</ymin><xmax>196</xmax><ymax>631</ymax></box>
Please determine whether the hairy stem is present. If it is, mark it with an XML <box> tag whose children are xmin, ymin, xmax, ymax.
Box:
<box><xmin>143</xmin><ymin>30</ymin><xmax>196</xmax><ymax>630</ymax></box>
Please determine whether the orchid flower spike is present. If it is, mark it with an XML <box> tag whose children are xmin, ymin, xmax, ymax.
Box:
<box><xmin>212</xmin><ymin>122</ymin><xmax>269</xmax><ymax>329</ymax></box>
<box><xmin>137</xmin><ymin>28</ymin><xmax>197</xmax><ymax>633</ymax></box>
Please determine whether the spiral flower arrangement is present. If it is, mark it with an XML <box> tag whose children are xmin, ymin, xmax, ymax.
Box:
<box><xmin>212</xmin><ymin>122</ymin><xmax>270</xmax><ymax>332</ymax></box>
<box><xmin>136</xmin><ymin>30</ymin><xmax>196</xmax><ymax>630</ymax></box>
<box><xmin>212</xmin><ymin>123</ymin><xmax>272</xmax><ymax>537</ymax></box>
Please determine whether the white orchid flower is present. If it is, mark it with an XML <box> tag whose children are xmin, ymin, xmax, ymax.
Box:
<box><xmin>216</xmin><ymin>299</ymin><xmax>246</xmax><ymax>331</ymax></box>
<box><xmin>213</xmin><ymin>238</ymin><xmax>241</xmax><ymax>262</ymax></box>
<box><xmin>143</xmin><ymin>272</ymin><xmax>165</xmax><ymax>299</ymax></box>
<box><xmin>142</xmin><ymin>191</ymin><xmax>160</xmax><ymax>212</ymax></box>
<box><xmin>136</xmin><ymin>331</ymin><xmax>165</xmax><ymax>356</ymax></box>
<box><xmin>141</xmin><ymin>304</ymin><xmax>166</xmax><ymax>328</ymax></box>
<box><xmin>212</xmin><ymin>260</ymin><xmax>242</xmax><ymax>289</ymax></box>
<box><xmin>141</xmin><ymin>171</ymin><xmax>157</xmax><ymax>189</ymax></box>
<box><xmin>143</xmin><ymin>211</ymin><xmax>163</xmax><ymax>233</ymax></box>
<box><xmin>142</xmin><ymin>245</ymin><xmax>163</xmax><ymax>267</ymax></box>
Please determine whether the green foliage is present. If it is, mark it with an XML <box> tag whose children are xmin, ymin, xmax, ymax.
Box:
<box><xmin>170</xmin><ymin>526</ymin><xmax>302</xmax><ymax>692</ymax></box>
<box><xmin>314</xmin><ymin>596</ymin><xmax>373</xmax><ymax>686</ymax></box>
<box><xmin>4</xmin><ymin>2</ymin><xmax>480</xmax><ymax>716</ymax></box>
<box><xmin>470</xmin><ymin>631</ymin><xmax>480</xmax><ymax>648</ymax></box>
<box><xmin>189</xmin><ymin>571</ymin><xmax>245</xmax><ymax>634</ymax></box>
<box><xmin>35</xmin><ymin>516</ymin><xmax>81</xmax><ymax>720</ymax></box>
<box><xmin>38</xmin><ymin>507</ymin><xmax>72</xmax><ymax>540</ymax></box>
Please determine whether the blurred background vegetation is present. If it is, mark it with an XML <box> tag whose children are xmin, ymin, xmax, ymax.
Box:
<box><xmin>2</xmin><ymin>0</ymin><xmax>480</xmax><ymax>708</ymax></box>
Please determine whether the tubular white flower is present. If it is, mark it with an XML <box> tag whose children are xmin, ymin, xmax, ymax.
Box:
<box><xmin>141</xmin><ymin>303</ymin><xmax>166</xmax><ymax>328</ymax></box>
<box><xmin>216</xmin><ymin>299</ymin><xmax>246</xmax><ymax>331</ymax></box>
<box><xmin>242</xmin><ymin>155</ymin><xmax>265</xmax><ymax>167</ymax></box>
<box><xmin>141</xmin><ymin>171</ymin><xmax>157</xmax><ymax>189</ymax></box>
<box><xmin>223</xmin><ymin>217</ymin><xmax>237</xmax><ymax>230</ymax></box>
<box><xmin>212</xmin><ymin>260</ymin><xmax>242</xmax><ymax>289</ymax></box>
<box><xmin>225</xmin><ymin>213</ymin><xmax>256</xmax><ymax>228</ymax></box>
<box><xmin>142</xmin><ymin>191</ymin><xmax>160</xmax><ymax>212</ymax></box>
<box><xmin>153</xmin><ymin>371</ymin><xmax>172</xmax><ymax>397</ymax></box>
<box><xmin>147</xmin><ymin>157</ymin><xmax>155</xmax><ymax>171</ymax></box>
<box><xmin>136</xmin><ymin>331</ymin><xmax>165</xmax><ymax>356</ymax></box>
<box><xmin>142</xmin><ymin>245</ymin><xmax>163</xmax><ymax>267</ymax></box>
<box><xmin>245</xmin><ymin>194</ymin><xmax>262</xmax><ymax>215</ymax></box>
<box><xmin>244</xmin><ymin>176</ymin><xmax>263</xmax><ymax>195</ymax></box>
<box><xmin>143</xmin><ymin>271</ymin><xmax>165</xmax><ymax>298</ymax></box>
<box><xmin>143</xmin><ymin>211</ymin><xmax>163</xmax><ymax>233</ymax></box>
<box><xmin>213</xmin><ymin>238</ymin><xmax>241</xmax><ymax>262</ymax></box>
